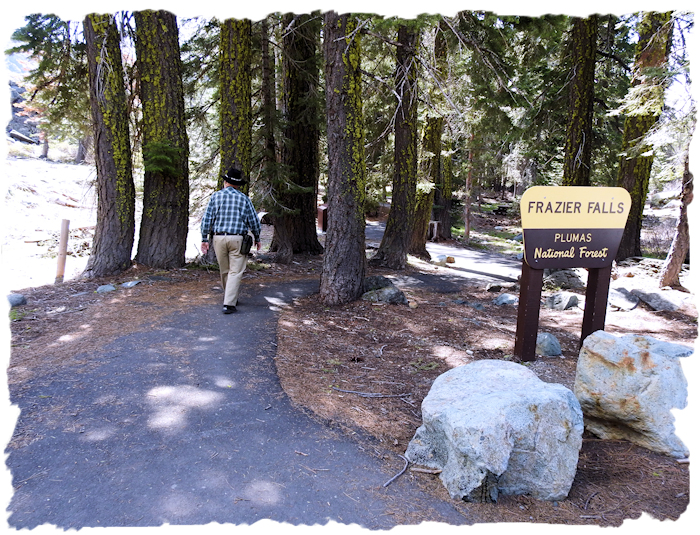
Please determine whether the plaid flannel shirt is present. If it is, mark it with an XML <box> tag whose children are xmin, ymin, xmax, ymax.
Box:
<box><xmin>200</xmin><ymin>187</ymin><xmax>261</xmax><ymax>243</ymax></box>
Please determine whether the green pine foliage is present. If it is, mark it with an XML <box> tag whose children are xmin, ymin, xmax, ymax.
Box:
<box><xmin>7</xmin><ymin>14</ymin><xmax>89</xmax><ymax>143</ymax></box>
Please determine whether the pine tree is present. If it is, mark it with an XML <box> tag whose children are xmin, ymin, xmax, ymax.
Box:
<box><xmin>82</xmin><ymin>13</ymin><xmax>136</xmax><ymax>278</ymax></box>
<box><xmin>562</xmin><ymin>15</ymin><xmax>597</xmax><ymax>186</ymax></box>
<box><xmin>616</xmin><ymin>11</ymin><xmax>674</xmax><ymax>261</ymax></box>
<box><xmin>133</xmin><ymin>10</ymin><xmax>190</xmax><ymax>269</ymax></box>
<box><xmin>369</xmin><ymin>23</ymin><xmax>419</xmax><ymax>270</ymax></box>
<box><xmin>269</xmin><ymin>13</ymin><xmax>324</xmax><ymax>262</ymax></box>
<box><xmin>219</xmin><ymin>18</ymin><xmax>252</xmax><ymax>185</ymax></box>
<box><xmin>320</xmin><ymin>12</ymin><xmax>367</xmax><ymax>305</ymax></box>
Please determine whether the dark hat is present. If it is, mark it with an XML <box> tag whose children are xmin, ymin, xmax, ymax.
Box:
<box><xmin>222</xmin><ymin>167</ymin><xmax>247</xmax><ymax>185</ymax></box>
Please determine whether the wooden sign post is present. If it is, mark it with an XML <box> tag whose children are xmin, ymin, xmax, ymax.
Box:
<box><xmin>514</xmin><ymin>186</ymin><xmax>631</xmax><ymax>361</ymax></box>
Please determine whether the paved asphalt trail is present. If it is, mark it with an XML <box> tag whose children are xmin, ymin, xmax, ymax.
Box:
<box><xmin>5</xmin><ymin>279</ymin><xmax>469</xmax><ymax>530</ymax></box>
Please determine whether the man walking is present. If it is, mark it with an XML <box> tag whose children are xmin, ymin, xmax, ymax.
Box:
<box><xmin>201</xmin><ymin>167</ymin><xmax>261</xmax><ymax>314</ymax></box>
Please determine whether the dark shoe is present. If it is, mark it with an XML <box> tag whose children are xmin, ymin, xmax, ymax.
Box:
<box><xmin>222</xmin><ymin>305</ymin><xmax>237</xmax><ymax>314</ymax></box>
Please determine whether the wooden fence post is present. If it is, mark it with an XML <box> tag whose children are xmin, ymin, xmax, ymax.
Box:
<box><xmin>55</xmin><ymin>219</ymin><xmax>70</xmax><ymax>284</ymax></box>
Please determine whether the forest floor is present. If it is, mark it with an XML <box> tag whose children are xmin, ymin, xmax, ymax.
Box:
<box><xmin>3</xmin><ymin>156</ymin><xmax>696</xmax><ymax>527</ymax></box>
<box><xmin>272</xmin><ymin>212</ymin><xmax>695</xmax><ymax>527</ymax></box>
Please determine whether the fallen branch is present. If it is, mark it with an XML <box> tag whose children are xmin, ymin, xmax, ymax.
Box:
<box><xmin>332</xmin><ymin>386</ymin><xmax>410</xmax><ymax>398</ymax></box>
<box><xmin>383</xmin><ymin>454</ymin><xmax>409</xmax><ymax>487</ymax></box>
<box><xmin>410</xmin><ymin>467</ymin><xmax>442</xmax><ymax>475</ymax></box>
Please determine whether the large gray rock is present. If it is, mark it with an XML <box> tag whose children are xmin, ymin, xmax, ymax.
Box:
<box><xmin>574</xmin><ymin>331</ymin><xmax>692</xmax><ymax>458</ymax></box>
<box><xmin>405</xmin><ymin>360</ymin><xmax>583</xmax><ymax>502</ymax></box>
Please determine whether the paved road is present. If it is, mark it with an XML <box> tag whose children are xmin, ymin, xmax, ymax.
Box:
<box><xmin>5</xmin><ymin>280</ymin><xmax>468</xmax><ymax>530</ymax></box>
<box><xmin>365</xmin><ymin>220</ymin><xmax>523</xmax><ymax>283</ymax></box>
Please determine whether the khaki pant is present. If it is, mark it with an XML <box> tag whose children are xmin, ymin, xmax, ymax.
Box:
<box><xmin>213</xmin><ymin>235</ymin><xmax>247</xmax><ymax>306</ymax></box>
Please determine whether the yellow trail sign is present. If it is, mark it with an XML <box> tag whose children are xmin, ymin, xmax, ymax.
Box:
<box><xmin>520</xmin><ymin>186</ymin><xmax>631</xmax><ymax>269</ymax></box>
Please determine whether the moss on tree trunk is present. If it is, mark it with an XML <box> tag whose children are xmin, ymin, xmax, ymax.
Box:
<box><xmin>82</xmin><ymin>13</ymin><xmax>136</xmax><ymax>278</ymax></box>
<box><xmin>320</xmin><ymin>12</ymin><xmax>366</xmax><ymax>305</ymax></box>
<box><xmin>134</xmin><ymin>10</ymin><xmax>190</xmax><ymax>269</ymax></box>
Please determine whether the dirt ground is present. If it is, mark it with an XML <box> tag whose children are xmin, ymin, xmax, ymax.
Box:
<box><xmin>6</xmin><ymin>209</ymin><xmax>695</xmax><ymax>527</ymax></box>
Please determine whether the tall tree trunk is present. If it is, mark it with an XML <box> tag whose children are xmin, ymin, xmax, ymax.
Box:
<box><xmin>369</xmin><ymin>24</ymin><xmax>419</xmax><ymax>270</ymax></box>
<box><xmin>465</xmin><ymin>134</ymin><xmax>474</xmax><ymax>241</ymax></box>
<box><xmin>409</xmin><ymin>183</ymin><xmax>433</xmax><ymax>260</ymax></box>
<box><xmin>320</xmin><ymin>12</ymin><xmax>366</xmax><ymax>306</ymax></box>
<box><xmin>260</xmin><ymin>16</ymin><xmax>277</xmax><ymax>188</ymax></box>
<box><xmin>219</xmin><ymin>18</ymin><xmax>252</xmax><ymax>189</ymax></box>
<box><xmin>410</xmin><ymin>116</ymin><xmax>442</xmax><ymax>259</ymax></box>
<box><xmin>82</xmin><ymin>13</ymin><xmax>135</xmax><ymax>278</ymax></box>
<box><xmin>616</xmin><ymin>11</ymin><xmax>673</xmax><ymax>261</ymax></box>
<box><xmin>134</xmin><ymin>10</ymin><xmax>190</xmax><ymax>269</ymax></box>
<box><xmin>74</xmin><ymin>134</ymin><xmax>91</xmax><ymax>164</ymax></box>
<box><xmin>430</xmin><ymin>22</ymin><xmax>452</xmax><ymax>239</ymax></box>
<box><xmin>270</xmin><ymin>13</ymin><xmax>323</xmax><ymax>262</ymax></box>
<box><xmin>562</xmin><ymin>15</ymin><xmax>597</xmax><ymax>186</ymax></box>
<box><xmin>660</xmin><ymin>156</ymin><xmax>693</xmax><ymax>288</ymax></box>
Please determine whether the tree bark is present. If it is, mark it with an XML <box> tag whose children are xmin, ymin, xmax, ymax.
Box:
<box><xmin>616</xmin><ymin>11</ymin><xmax>673</xmax><ymax>261</ymax></box>
<box><xmin>269</xmin><ymin>13</ymin><xmax>324</xmax><ymax>262</ymax></box>
<box><xmin>134</xmin><ymin>10</ymin><xmax>189</xmax><ymax>269</ymax></box>
<box><xmin>562</xmin><ymin>15</ymin><xmax>597</xmax><ymax>186</ymax></box>
<box><xmin>260</xmin><ymin>16</ymin><xmax>277</xmax><ymax>188</ymax></box>
<box><xmin>430</xmin><ymin>23</ymin><xmax>452</xmax><ymax>239</ymax></box>
<box><xmin>409</xmin><ymin>183</ymin><xmax>433</xmax><ymax>260</ymax></box>
<box><xmin>82</xmin><ymin>13</ymin><xmax>135</xmax><ymax>278</ymax></box>
<box><xmin>660</xmin><ymin>156</ymin><xmax>693</xmax><ymax>288</ymax></box>
<box><xmin>319</xmin><ymin>12</ymin><xmax>366</xmax><ymax>306</ymax></box>
<box><xmin>369</xmin><ymin>24</ymin><xmax>419</xmax><ymax>270</ymax></box>
<box><xmin>219</xmin><ymin>18</ymin><xmax>252</xmax><ymax>188</ymax></box>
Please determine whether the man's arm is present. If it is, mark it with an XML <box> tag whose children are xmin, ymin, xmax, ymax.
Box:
<box><xmin>245</xmin><ymin>197</ymin><xmax>262</xmax><ymax>249</ymax></box>
<box><xmin>200</xmin><ymin>194</ymin><xmax>216</xmax><ymax>254</ymax></box>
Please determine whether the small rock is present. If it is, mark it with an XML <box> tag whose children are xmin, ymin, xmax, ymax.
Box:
<box><xmin>364</xmin><ymin>275</ymin><xmax>394</xmax><ymax>293</ymax></box>
<box><xmin>8</xmin><ymin>294</ymin><xmax>27</xmax><ymax>307</ymax></box>
<box><xmin>96</xmin><ymin>284</ymin><xmax>116</xmax><ymax>294</ymax></box>
<box><xmin>536</xmin><ymin>332</ymin><xmax>562</xmax><ymax>356</ymax></box>
<box><xmin>493</xmin><ymin>293</ymin><xmax>518</xmax><ymax>306</ymax></box>
<box><xmin>608</xmin><ymin>287</ymin><xmax>639</xmax><ymax>311</ymax></box>
<box><xmin>362</xmin><ymin>285</ymin><xmax>408</xmax><ymax>305</ymax></box>
<box><xmin>544</xmin><ymin>292</ymin><xmax>579</xmax><ymax>311</ymax></box>
<box><xmin>486</xmin><ymin>283</ymin><xmax>503</xmax><ymax>293</ymax></box>
<box><xmin>121</xmin><ymin>280</ymin><xmax>142</xmax><ymax>288</ymax></box>
<box><xmin>543</xmin><ymin>269</ymin><xmax>586</xmax><ymax>290</ymax></box>
<box><xmin>631</xmin><ymin>289</ymin><xmax>679</xmax><ymax>312</ymax></box>
<box><xmin>446</xmin><ymin>256</ymin><xmax>455</xmax><ymax>264</ymax></box>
